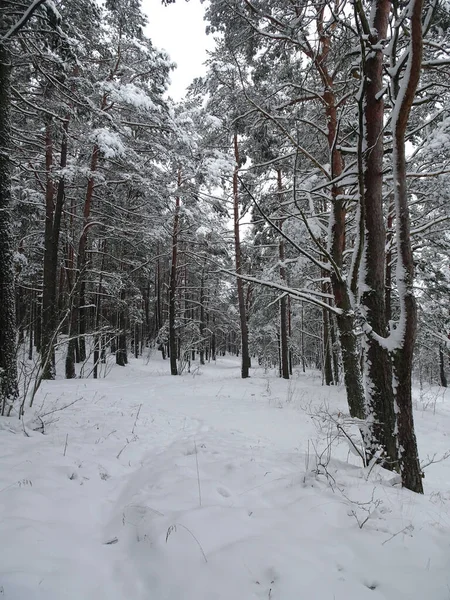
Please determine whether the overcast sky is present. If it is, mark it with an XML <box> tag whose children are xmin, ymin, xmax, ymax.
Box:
<box><xmin>143</xmin><ymin>0</ymin><xmax>214</xmax><ymax>99</ymax></box>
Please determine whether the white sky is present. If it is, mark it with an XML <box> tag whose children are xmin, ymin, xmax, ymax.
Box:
<box><xmin>143</xmin><ymin>0</ymin><xmax>214</xmax><ymax>100</ymax></box>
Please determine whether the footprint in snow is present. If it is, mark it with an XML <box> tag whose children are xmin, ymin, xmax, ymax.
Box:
<box><xmin>217</xmin><ymin>486</ymin><xmax>231</xmax><ymax>498</ymax></box>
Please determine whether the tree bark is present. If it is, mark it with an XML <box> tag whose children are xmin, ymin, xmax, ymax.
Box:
<box><xmin>330</xmin><ymin>313</ymin><xmax>340</xmax><ymax>384</ymax></box>
<box><xmin>323</xmin><ymin>308</ymin><xmax>333</xmax><ymax>385</ymax></box>
<box><xmin>391</xmin><ymin>0</ymin><xmax>424</xmax><ymax>493</ymax></box>
<box><xmin>233</xmin><ymin>132</ymin><xmax>250</xmax><ymax>378</ymax></box>
<box><xmin>439</xmin><ymin>346</ymin><xmax>448</xmax><ymax>388</ymax></box>
<box><xmin>359</xmin><ymin>0</ymin><xmax>398</xmax><ymax>467</ymax></box>
<box><xmin>199</xmin><ymin>265</ymin><xmax>206</xmax><ymax>365</ymax></box>
<box><xmin>116</xmin><ymin>302</ymin><xmax>128</xmax><ymax>366</ymax></box>
<box><xmin>323</xmin><ymin>82</ymin><xmax>365</xmax><ymax>418</ymax></box>
<box><xmin>41</xmin><ymin>116</ymin><xmax>69</xmax><ymax>379</ymax></box>
<box><xmin>385</xmin><ymin>198</ymin><xmax>394</xmax><ymax>323</ymax></box>
<box><xmin>308</xmin><ymin>17</ymin><xmax>366</xmax><ymax>418</ymax></box>
<box><xmin>0</xmin><ymin>43</ymin><xmax>19</xmax><ymax>415</ymax></box>
<box><xmin>65</xmin><ymin>141</ymin><xmax>99</xmax><ymax>377</ymax></box>
<box><xmin>168</xmin><ymin>170</ymin><xmax>181</xmax><ymax>375</ymax></box>
<box><xmin>277</xmin><ymin>169</ymin><xmax>289</xmax><ymax>379</ymax></box>
<box><xmin>93</xmin><ymin>242</ymin><xmax>105</xmax><ymax>379</ymax></box>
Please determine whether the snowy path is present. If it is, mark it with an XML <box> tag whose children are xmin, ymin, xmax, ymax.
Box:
<box><xmin>1</xmin><ymin>356</ymin><xmax>450</xmax><ymax>599</ymax></box>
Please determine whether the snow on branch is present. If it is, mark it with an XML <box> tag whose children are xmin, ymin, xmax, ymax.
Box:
<box><xmin>0</xmin><ymin>0</ymin><xmax>57</xmax><ymax>43</ymax></box>
<box><xmin>221</xmin><ymin>269</ymin><xmax>343</xmax><ymax>315</ymax></box>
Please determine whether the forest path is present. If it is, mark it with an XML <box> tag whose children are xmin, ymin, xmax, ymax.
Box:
<box><xmin>1</xmin><ymin>355</ymin><xmax>449</xmax><ymax>599</ymax></box>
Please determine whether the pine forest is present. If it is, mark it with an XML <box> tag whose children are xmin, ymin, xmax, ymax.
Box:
<box><xmin>0</xmin><ymin>0</ymin><xmax>449</xmax><ymax>597</ymax></box>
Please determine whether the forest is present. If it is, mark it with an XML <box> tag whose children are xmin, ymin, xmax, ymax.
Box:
<box><xmin>0</xmin><ymin>0</ymin><xmax>450</xmax><ymax>596</ymax></box>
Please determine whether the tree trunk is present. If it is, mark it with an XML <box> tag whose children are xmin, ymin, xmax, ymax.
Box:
<box><xmin>65</xmin><ymin>134</ymin><xmax>100</xmax><ymax>377</ymax></box>
<box><xmin>0</xmin><ymin>43</ymin><xmax>19</xmax><ymax>415</ymax></box>
<box><xmin>439</xmin><ymin>346</ymin><xmax>448</xmax><ymax>388</ymax></box>
<box><xmin>313</xmin><ymin>26</ymin><xmax>366</xmax><ymax>419</ymax></box>
<box><xmin>300</xmin><ymin>302</ymin><xmax>306</xmax><ymax>372</ymax></box>
<box><xmin>116</xmin><ymin>323</ymin><xmax>128</xmax><ymax>366</ymax></box>
<box><xmin>385</xmin><ymin>198</ymin><xmax>394</xmax><ymax>323</ymax></box>
<box><xmin>390</xmin><ymin>0</ymin><xmax>424</xmax><ymax>493</ymax></box>
<box><xmin>41</xmin><ymin>116</ymin><xmax>68</xmax><ymax>379</ymax></box>
<box><xmin>116</xmin><ymin>290</ymin><xmax>128</xmax><ymax>366</ymax></box>
<box><xmin>211</xmin><ymin>315</ymin><xmax>216</xmax><ymax>361</ymax></box>
<box><xmin>168</xmin><ymin>170</ymin><xmax>181</xmax><ymax>375</ymax></box>
<box><xmin>233</xmin><ymin>132</ymin><xmax>250</xmax><ymax>378</ymax></box>
<box><xmin>277</xmin><ymin>169</ymin><xmax>289</xmax><ymax>379</ymax></box>
<box><xmin>78</xmin><ymin>280</ymin><xmax>87</xmax><ymax>362</ymax></box>
<box><xmin>286</xmin><ymin>295</ymin><xmax>292</xmax><ymax>374</ymax></box>
<box><xmin>156</xmin><ymin>254</ymin><xmax>162</xmax><ymax>337</ymax></box>
<box><xmin>93</xmin><ymin>243</ymin><xmax>105</xmax><ymax>379</ymax></box>
<box><xmin>134</xmin><ymin>323</ymin><xmax>139</xmax><ymax>359</ymax></box>
<box><xmin>325</xmin><ymin>114</ymin><xmax>365</xmax><ymax>418</ymax></box>
<box><xmin>65</xmin><ymin>304</ymin><xmax>77</xmax><ymax>379</ymax></box>
<box><xmin>28</xmin><ymin>295</ymin><xmax>34</xmax><ymax>361</ymax></box>
<box><xmin>359</xmin><ymin>0</ymin><xmax>397</xmax><ymax>467</ymax></box>
<box><xmin>323</xmin><ymin>308</ymin><xmax>333</xmax><ymax>385</ymax></box>
<box><xmin>199</xmin><ymin>265</ymin><xmax>206</xmax><ymax>365</ymax></box>
<box><xmin>333</xmin><ymin>287</ymin><xmax>366</xmax><ymax>420</ymax></box>
<box><xmin>41</xmin><ymin>117</ymin><xmax>56</xmax><ymax>377</ymax></box>
<box><xmin>330</xmin><ymin>313</ymin><xmax>340</xmax><ymax>384</ymax></box>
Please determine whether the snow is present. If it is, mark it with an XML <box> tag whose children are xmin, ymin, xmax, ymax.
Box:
<box><xmin>102</xmin><ymin>82</ymin><xmax>158</xmax><ymax>112</ymax></box>
<box><xmin>92</xmin><ymin>128</ymin><xmax>125</xmax><ymax>159</ymax></box>
<box><xmin>1</xmin><ymin>355</ymin><xmax>450</xmax><ymax>599</ymax></box>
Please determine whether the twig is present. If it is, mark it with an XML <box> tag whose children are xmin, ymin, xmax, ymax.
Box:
<box><xmin>29</xmin><ymin>309</ymin><xmax>70</xmax><ymax>409</ymax></box>
<box><xmin>336</xmin><ymin>423</ymin><xmax>366</xmax><ymax>465</ymax></box>
<box><xmin>21</xmin><ymin>418</ymin><xmax>30</xmax><ymax>438</ymax></box>
<box><xmin>195</xmin><ymin>440</ymin><xmax>202</xmax><ymax>507</ymax></box>
<box><xmin>166</xmin><ymin>523</ymin><xmax>207</xmax><ymax>563</ymax></box>
<box><xmin>33</xmin><ymin>415</ymin><xmax>45</xmax><ymax>434</ymax></box>
<box><xmin>116</xmin><ymin>439</ymin><xmax>130</xmax><ymax>459</ymax></box>
<box><xmin>104</xmin><ymin>537</ymin><xmax>119</xmax><ymax>545</ymax></box>
<box><xmin>132</xmin><ymin>403</ymin><xmax>142</xmax><ymax>435</ymax></box>
<box><xmin>382</xmin><ymin>525</ymin><xmax>413</xmax><ymax>545</ymax></box>
<box><xmin>420</xmin><ymin>450</ymin><xmax>450</xmax><ymax>470</ymax></box>
<box><xmin>39</xmin><ymin>397</ymin><xmax>82</xmax><ymax>419</ymax></box>
<box><xmin>63</xmin><ymin>433</ymin><xmax>69</xmax><ymax>456</ymax></box>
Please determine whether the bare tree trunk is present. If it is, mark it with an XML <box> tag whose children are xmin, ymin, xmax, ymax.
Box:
<box><xmin>334</xmin><ymin>294</ymin><xmax>365</xmax><ymax>420</ymax></box>
<box><xmin>233</xmin><ymin>132</ymin><xmax>250</xmax><ymax>378</ymax></box>
<box><xmin>0</xmin><ymin>43</ymin><xmax>18</xmax><ymax>414</ymax></box>
<box><xmin>93</xmin><ymin>242</ymin><xmax>105</xmax><ymax>379</ymax></box>
<box><xmin>439</xmin><ymin>346</ymin><xmax>448</xmax><ymax>388</ymax></box>
<box><xmin>311</xmin><ymin>20</ymin><xmax>366</xmax><ymax>418</ymax></box>
<box><xmin>277</xmin><ymin>169</ymin><xmax>289</xmax><ymax>379</ymax></box>
<box><xmin>300</xmin><ymin>302</ymin><xmax>306</xmax><ymax>372</ymax></box>
<box><xmin>134</xmin><ymin>323</ymin><xmax>139</xmax><ymax>359</ymax></box>
<box><xmin>325</xmin><ymin>100</ymin><xmax>365</xmax><ymax>418</ymax></box>
<box><xmin>359</xmin><ymin>0</ymin><xmax>397</xmax><ymax>466</ymax></box>
<box><xmin>288</xmin><ymin>295</ymin><xmax>293</xmax><ymax>375</ymax></box>
<box><xmin>322</xmin><ymin>308</ymin><xmax>333</xmax><ymax>385</ymax></box>
<box><xmin>211</xmin><ymin>315</ymin><xmax>216</xmax><ymax>361</ymax></box>
<box><xmin>330</xmin><ymin>313</ymin><xmax>340</xmax><ymax>384</ymax></box>
<box><xmin>65</xmin><ymin>140</ymin><xmax>99</xmax><ymax>377</ymax></box>
<box><xmin>28</xmin><ymin>290</ymin><xmax>35</xmax><ymax>361</ymax></box>
<box><xmin>155</xmin><ymin>252</ymin><xmax>162</xmax><ymax>337</ymax></box>
<box><xmin>385</xmin><ymin>198</ymin><xmax>394</xmax><ymax>323</ymax></box>
<box><xmin>391</xmin><ymin>0</ymin><xmax>424</xmax><ymax>493</ymax></box>
<box><xmin>168</xmin><ymin>170</ymin><xmax>181</xmax><ymax>375</ymax></box>
<box><xmin>42</xmin><ymin>116</ymin><xmax>69</xmax><ymax>379</ymax></box>
<box><xmin>78</xmin><ymin>280</ymin><xmax>87</xmax><ymax>362</ymax></box>
<box><xmin>199</xmin><ymin>265</ymin><xmax>206</xmax><ymax>366</ymax></box>
<box><xmin>116</xmin><ymin>301</ymin><xmax>128</xmax><ymax>367</ymax></box>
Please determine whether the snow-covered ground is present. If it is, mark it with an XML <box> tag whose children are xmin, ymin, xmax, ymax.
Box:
<box><xmin>1</xmin><ymin>354</ymin><xmax>449</xmax><ymax>599</ymax></box>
